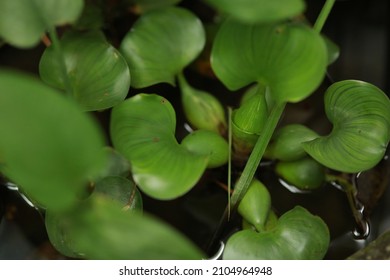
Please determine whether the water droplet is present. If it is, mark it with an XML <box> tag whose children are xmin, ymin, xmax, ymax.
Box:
<box><xmin>352</xmin><ymin>218</ymin><xmax>370</xmax><ymax>239</ymax></box>
<box><xmin>278</xmin><ymin>178</ymin><xmax>311</xmax><ymax>194</ymax></box>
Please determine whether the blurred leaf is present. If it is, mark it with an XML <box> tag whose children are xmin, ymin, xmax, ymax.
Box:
<box><xmin>0</xmin><ymin>70</ymin><xmax>107</xmax><ymax>211</ymax></box>
<box><xmin>0</xmin><ymin>0</ymin><xmax>83</xmax><ymax>48</ymax></box>
<box><xmin>110</xmin><ymin>94</ymin><xmax>208</xmax><ymax>200</ymax></box>
<box><xmin>204</xmin><ymin>0</ymin><xmax>305</xmax><ymax>23</ymax></box>
<box><xmin>323</xmin><ymin>35</ymin><xmax>340</xmax><ymax>65</ymax></box>
<box><xmin>94</xmin><ymin>176</ymin><xmax>143</xmax><ymax>211</ymax></box>
<box><xmin>40</xmin><ymin>31</ymin><xmax>130</xmax><ymax>111</ymax></box>
<box><xmin>46</xmin><ymin>194</ymin><xmax>205</xmax><ymax>259</ymax></box>
<box><xmin>223</xmin><ymin>206</ymin><xmax>330</xmax><ymax>259</ymax></box>
<box><xmin>303</xmin><ymin>80</ymin><xmax>390</xmax><ymax>173</ymax></box>
<box><xmin>211</xmin><ymin>20</ymin><xmax>327</xmax><ymax>103</ymax></box>
<box><xmin>129</xmin><ymin>0</ymin><xmax>182</xmax><ymax>13</ymax></box>
<box><xmin>120</xmin><ymin>7</ymin><xmax>205</xmax><ymax>88</ymax></box>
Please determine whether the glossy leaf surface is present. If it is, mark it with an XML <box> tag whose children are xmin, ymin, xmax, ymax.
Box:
<box><xmin>110</xmin><ymin>94</ymin><xmax>208</xmax><ymax>200</ymax></box>
<box><xmin>265</xmin><ymin>124</ymin><xmax>319</xmax><ymax>161</ymax></box>
<box><xmin>204</xmin><ymin>0</ymin><xmax>305</xmax><ymax>24</ymax></box>
<box><xmin>40</xmin><ymin>31</ymin><xmax>130</xmax><ymax>111</ymax></box>
<box><xmin>223</xmin><ymin>206</ymin><xmax>330</xmax><ymax>260</ymax></box>
<box><xmin>211</xmin><ymin>20</ymin><xmax>327</xmax><ymax>103</ymax></box>
<box><xmin>0</xmin><ymin>70</ymin><xmax>106</xmax><ymax>211</ymax></box>
<box><xmin>46</xmin><ymin>194</ymin><xmax>204</xmax><ymax>259</ymax></box>
<box><xmin>178</xmin><ymin>73</ymin><xmax>226</xmax><ymax>134</ymax></box>
<box><xmin>181</xmin><ymin>130</ymin><xmax>228</xmax><ymax>168</ymax></box>
<box><xmin>0</xmin><ymin>0</ymin><xmax>83</xmax><ymax>48</ymax></box>
<box><xmin>276</xmin><ymin>157</ymin><xmax>325</xmax><ymax>190</ymax></box>
<box><xmin>237</xmin><ymin>179</ymin><xmax>271</xmax><ymax>232</ymax></box>
<box><xmin>120</xmin><ymin>7</ymin><xmax>205</xmax><ymax>88</ymax></box>
<box><xmin>303</xmin><ymin>80</ymin><xmax>390</xmax><ymax>173</ymax></box>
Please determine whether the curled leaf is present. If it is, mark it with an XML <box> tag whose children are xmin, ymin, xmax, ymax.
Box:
<box><xmin>110</xmin><ymin>94</ymin><xmax>208</xmax><ymax>200</ymax></box>
<box><xmin>303</xmin><ymin>80</ymin><xmax>390</xmax><ymax>173</ymax></box>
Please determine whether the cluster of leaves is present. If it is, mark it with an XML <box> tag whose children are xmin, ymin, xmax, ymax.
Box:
<box><xmin>0</xmin><ymin>0</ymin><xmax>390</xmax><ymax>259</ymax></box>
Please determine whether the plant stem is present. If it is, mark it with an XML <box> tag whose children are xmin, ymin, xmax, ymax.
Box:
<box><xmin>227</xmin><ymin>107</ymin><xmax>232</xmax><ymax>220</ymax></box>
<box><xmin>313</xmin><ymin>0</ymin><xmax>336</xmax><ymax>33</ymax></box>
<box><xmin>230</xmin><ymin>101</ymin><xmax>286</xmax><ymax>208</ymax></box>
<box><xmin>48</xmin><ymin>28</ymin><xmax>73</xmax><ymax>97</ymax></box>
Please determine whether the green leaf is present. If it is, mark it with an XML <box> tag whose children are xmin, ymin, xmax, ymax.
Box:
<box><xmin>223</xmin><ymin>206</ymin><xmax>330</xmax><ymax>260</ymax></box>
<box><xmin>323</xmin><ymin>35</ymin><xmax>340</xmax><ymax>65</ymax></box>
<box><xmin>39</xmin><ymin>31</ymin><xmax>130</xmax><ymax>111</ymax></box>
<box><xmin>110</xmin><ymin>94</ymin><xmax>209</xmax><ymax>200</ymax></box>
<box><xmin>265</xmin><ymin>124</ymin><xmax>319</xmax><ymax>161</ymax></box>
<box><xmin>204</xmin><ymin>0</ymin><xmax>305</xmax><ymax>24</ymax></box>
<box><xmin>94</xmin><ymin>176</ymin><xmax>143</xmax><ymax>211</ymax></box>
<box><xmin>181</xmin><ymin>129</ymin><xmax>229</xmax><ymax>168</ymax></box>
<box><xmin>237</xmin><ymin>179</ymin><xmax>271</xmax><ymax>232</ymax></box>
<box><xmin>120</xmin><ymin>7</ymin><xmax>205</xmax><ymax>88</ymax></box>
<box><xmin>303</xmin><ymin>80</ymin><xmax>390</xmax><ymax>173</ymax></box>
<box><xmin>211</xmin><ymin>20</ymin><xmax>327</xmax><ymax>103</ymax></box>
<box><xmin>46</xmin><ymin>194</ymin><xmax>204</xmax><ymax>259</ymax></box>
<box><xmin>0</xmin><ymin>70</ymin><xmax>107</xmax><ymax>211</ymax></box>
<box><xmin>0</xmin><ymin>0</ymin><xmax>84</xmax><ymax>48</ymax></box>
<box><xmin>275</xmin><ymin>157</ymin><xmax>325</xmax><ymax>190</ymax></box>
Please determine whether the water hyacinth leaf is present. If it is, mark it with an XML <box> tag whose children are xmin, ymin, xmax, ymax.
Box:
<box><xmin>45</xmin><ymin>194</ymin><xmax>204</xmax><ymax>259</ymax></box>
<box><xmin>39</xmin><ymin>31</ymin><xmax>130</xmax><ymax>111</ymax></box>
<box><xmin>204</xmin><ymin>0</ymin><xmax>305</xmax><ymax>24</ymax></box>
<box><xmin>110</xmin><ymin>94</ymin><xmax>208</xmax><ymax>200</ymax></box>
<box><xmin>265</xmin><ymin>124</ymin><xmax>319</xmax><ymax>161</ymax></box>
<box><xmin>178</xmin><ymin>73</ymin><xmax>226</xmax><ymax>134</ymax></box>
<box><xmin>237</xmin><ymin>179</ymin><xmax>271</xmax><ymax>232</ymax></box>
<box><xmin>0</xmin><ymin>0</ymin><xmax>83</xmax><ymax>48</ymax></box>
<box><xmin>276</xmin><ymin>157</ymin><xmax>325</xmax><ymax>190</ymax></box>
<box><xmin>181</xmin><ymin>130</ymin><xmax>229</xmax><ymax>168</ymax></box>
<box><xmin>223</xmin><ymin>206</ymin><xmax>330</xmax><ymax>260</ymax></box>
<box><xmin>0</xmin><ymin>70</ymin><xmax>107</xmax><ymax>211</ymax></box>
<box><xmin>303</xmin><ymin>80</ymin><xmax>390</xmax><ymax>173</ymax></box>
<box><xmin>95</xmin><ymin>147</ymin><xmax>131</xmax><ymax>181</ymax></box>
<box><xmin>323</xmin><ymin>35</ymin><xmax>340</xmax><ymax>65</ymax></box>
<box><xmin>94</xmin><ymin>176</ymin><xmax>143</xmax><ymax>211</ymax></box>
<box><xmin>211</xmin><ymin>19</ymin><xmax>327</xmax><ymax>103</ymax></box>
<box><xmin>120</xmin><ymin>7</ymin><xmax>205</xmax><ymax>88</ymax></box>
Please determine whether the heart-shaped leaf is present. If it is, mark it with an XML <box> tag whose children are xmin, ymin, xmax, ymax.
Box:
<box><xmin>223</xmin><ymin>206</ymin><xmax>330</xmax><ymax>260</ymax></box>
<box><xmin>46</xmin><ymin>194</ymin><xmax>204</xmax><ymax>259</ymax></box>
<box><xmin>203</xmin><ymin>0</ymin><xmax>305</xmax><ymax>24</ymax></box>
<box><xmin>303</xmin><ymin>80</ymin><xmax>390</xmax><ymax>173</ymax></box>
<box><xmin>120</xmin><ymin>7</ymin><xmax>205</xmax><ymax>88</ymax></box>
<box><xmin>39</xmin><ymin>31</ymin><xmax>130</xmax><ymax>111</ymax></box>
<box><xmin>0</xmin><ymin>70</ymin><xmax>107</xmax><ymax>211</ymax></box>
<box><xmin>0</xmin><ymin>0</ymin><xmax>83</xmax><ymax>48</ymax></box>
<box><xmin>211</xmin><ymin>19</ymin><xmax>327</xmax><ymax>103</ymax></box>
<box><xmin>110</xmin><ymin>94</ymin><xmax>209</xmax><ymax>200</ymax></box>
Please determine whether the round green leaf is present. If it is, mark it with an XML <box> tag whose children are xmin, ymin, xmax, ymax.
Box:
<box><xmin>303</xmin><ymin>80</ymin><xmax>390</xmax><ymax>173</ymax></box>
<box><xmin>181</xmin><ymin>129</ymin><xmax>229</xmax><ymax>168</ymax></box>
<box><xmin>211</xmin><ymin>19</ymin><xmax>327</xmax><ymax>103</ymax></box>
<box><xmin>0</xmin><ymin>0</ymin><xmax>83</xmax><ymax>48</ymax></box>
<box><xmin>223</xmin><ymin>206</ymin><xmax>330</xmax><ymax>260</ymax></box>
<box><xmin>110</xmin><ymin>94</ymin><xmax>209</xmax><ymax>200</ymax></box>
<box><xmin>204</xmin><ymin>0</ymin><xmax>305</xmax><ymax>24</ymax></box>
<box><xmin>0</xmin><ymin>70</ymin><xmax>107</xmax><ymax>211</ymax></box>
<box><xmin>237</xmin><ymin>179</ymin><xmax>271</xmax><ymax>232</ymax></box>
<box><xmin>265</xmin><ymin>124</ymin><xmax>319</xmax><ymax>161</ymax></box>
<box><xmin>275</xmin><ymin>157</ymin><xmax>325</xmax><ymax>190</ymax></box>
<box><xmin>39</xmin><ymin>31</ymin><xmax>130</xmax><ymax>111</ymax></box>
<box><xmin>120</xmin><ymin>7</ymin><xmax>205</xmax><ymax>88</ymax></box>
<box><xmin>46</xmin><ymin>194</ymin><xmax>204</xmax><ymax>259</ymax></box>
